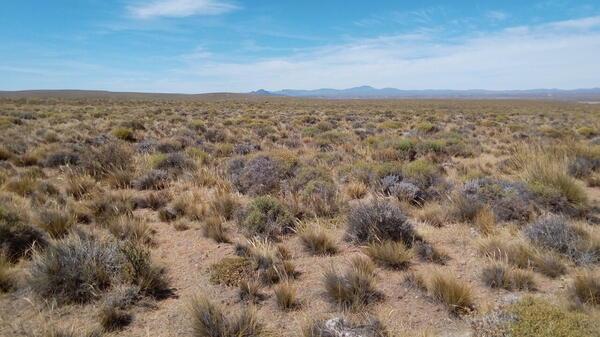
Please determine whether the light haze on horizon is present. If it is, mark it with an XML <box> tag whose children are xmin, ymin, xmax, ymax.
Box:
<box><xmin>1</xmin><ymin>0</ymin><xmax>600</xmax><ymax>93</ymax></box>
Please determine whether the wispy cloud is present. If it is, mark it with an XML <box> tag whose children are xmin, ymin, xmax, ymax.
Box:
<box><xmin>129</xmin><ymin>0</ymin><xmax>239</xmax><ymax>19</ymax></box>
<box><xmin>158</xmin><ymin>16</ymin><xmax>600</xmax><ymax>92</ymax></box>
<box><xmin>486</xmin><ymin>10</ymin><xmax>509</xmax><ymax>22</ymax></box>
<box><xmin>3</xmin><ymin>15</ymin><xmax>599</xmax><ymax>93</ymax></box>
<box><xmin>548</xmin><ymin>15</ymin><xmax>600</xmax><ymax>29</ymax></box>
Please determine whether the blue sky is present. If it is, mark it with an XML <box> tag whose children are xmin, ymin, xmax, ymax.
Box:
<box><xmin>1</xmin><ymin>0</ymin><xmax>599</xmax><ymax>93</ymax></box>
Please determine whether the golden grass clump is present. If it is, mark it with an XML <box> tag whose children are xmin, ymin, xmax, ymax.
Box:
<box><xmin>418</xmin><ymin>268</ymin><xmax>474</xmax><ymax>314</ymax></box>
<box><xmin>363</xmin><ymin>240</ymin><xmax>413</xmax><ymax>270</ymax></box>
<box><xmin>296</xmin><ymin>222</ymin><xmax>338</xmax><ymax>255</ymax></box>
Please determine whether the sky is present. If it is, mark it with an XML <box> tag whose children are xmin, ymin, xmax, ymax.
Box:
<box><xmin>1</xmin><ymin>0</ymin><xmax>600</xmax><ymax>93</ymax></box>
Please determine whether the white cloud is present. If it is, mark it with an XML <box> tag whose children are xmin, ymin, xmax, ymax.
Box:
<box><xmin>156</xmin><ymin>16</ymin><xmax>600</xmax><ymax>92</ymax></box>
<box><xmin>487</xmin><ymin>10</ymin><xmax>509</xmax><ymax>21</ymax></box>
<box><xmin>548</xmin><ymin>16</ymin><xmax>600</xmax><ymax>29</ymax></box>
<box><xmin>129</xmin><ymin>0</ymin><xmax>238</xmax><ymax>19</ymax></box>
<box><xmin>5</xmin><ymin>16</ymin><xmax>599</xmax><ymax>93</ymax></box>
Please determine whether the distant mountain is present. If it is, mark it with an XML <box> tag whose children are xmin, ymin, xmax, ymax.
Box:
<box><xmin>248</xmin><ymin>89</ymin><xmax>281</xmax><ymax>96</ymax></box>
<box><xmin>253</xmin><ymin>86</ymin><xmax>600</xmax><ymax>100</ymax></box>
<box><xmin>2</xmin><ymin>87</ymin><xmax>600</xmax><ymax>101</ymax></box>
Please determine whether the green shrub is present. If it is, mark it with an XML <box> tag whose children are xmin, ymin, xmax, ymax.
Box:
<box><xmin>241</xmin><ymin>196</ymin><xmax>294</xmax><ymax>239</ymax></box>
<box><xmin>415</xmin><ymin>121</ymin><xmax>436</xmax><ymax>133</ymax></box>
<box><xmin>505</xmin><ymin>297</ymin><xmax>599</xmax><ymax>337</ymax></box>
<box><xmin>209</xmin><ymin>257</ymin><xmax>252</xmax><ymax>287</ymax></box>
<box><xmin>112</xmin><ymin>127</ymin><xmax>135</xmax><ymax>141</ymax></box>
<box><xmin>577</xmin><ymin>126</ymin><xmax>597</xmax><ymax>138</ymax></box>
<box><xmin>403</xmin><ymin>159</ymin><xmax>437</xmax><ymax>188</ymax></box>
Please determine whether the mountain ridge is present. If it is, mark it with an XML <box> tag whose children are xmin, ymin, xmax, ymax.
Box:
<box><xmin>250</xmin><ymin>86</ymin><xmax>600</xmax><ymax>100</ymax></box>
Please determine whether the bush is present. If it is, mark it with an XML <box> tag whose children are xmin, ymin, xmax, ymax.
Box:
<box><xmin>299</xmin><ymin>180</ymin><xmax>338</xmax><ymax>217</ymax></box>
<box><xmin>0</xmin><ymin>256</ymin><xmax>15</xmax><ymax>292</ymax></box>
<box><xmin>577</xmin><ymin>126</ymin><xmax>597</xmax><ymax>138</ymax></box>
<box><xmin>274</xmin><ymin>282</ymin><xmax>300</xmax><ymax>310</ymax></box>
<box><xmin>504</xmin><ymin>297</ymin><xmax>600</xmax><ymax>337</ymax></box>
<box><xmin>415</xmin><ymin>121</ymin><xmax>437</xmax><ymax>133</ymax></box>
<box><xmin>238</xmin><ymin>279</ymin><xmax>266</xmax><ymax>304</ymax></box>
<box><xmin>458</xmin><ymin>178</ymin><xmax>534</xmax><ymax>223</ymax></box>
<box><xmin>151</xmin><ymin>152</ymin><xmax>195</xmax><ymax>171</ymax></box>
<box><xmin>346</xmin><ymin>200</ymin><xmax>417</xmax><ymax>245</ymax></box>
<box><xmin>99</xmin><ymin>305</ymin><xmax>132</xmax><ymax>332</ymax></box>
<box><xmin>44</xmin><ymin>151</ymin><xmax>80</xmax><ymax>167</ymax></box>
<box><xmin>209</xmin><ymin>191</ymin><xmax>239</xmax><ymax>221</ymax></box>
<box><xmin>297</xmin><ymin>223</ymin><xmax>337</xmax><ymax>255</ymax></box>
<box><xmin>209</xmin><ymin>257</ymin><xmax>252</xmax><ymax>287</ymax></box>
<box><xmin>241</xmin><ymin>196</ymin><xmax>294</xmax><ymax>239</ymax></box>
<box><xmin>90</xmin><ymin>190</ymin><xmax>135</xmax><ymax>224</ymax></box>
<box><xmin>190</xmin><ymin>296</ymin><xmax>268</xmax><ymax>337</ymax></box>
<box><xmin>0</xmin><ymin>217</ymin><xmax>48</xmax><ymax>263</ymax></box>
<box><xmin>363</xmin><ymin>240</ymin><xmax>412</xmax><ymax>270</ymax></box>
<box><xmin>323</xmin><ymin>256</ymin><xmax>382</xmax><ymax>310</ymax></box>
<box><xmin>481</xmin><ymin>262</ymin><xmax>536</xmax><ymax>291</ymax></box>
<box><xmin>27</xmin><ymin>232</ymin><xmax>123</xmax><ymax>303</ymax></box>
<box><xmin>112</xmin><ymin>127</ymin><xmax>135</xmax><ymax>141</ymax></box>
<box><xmin>245</xmin><ymin>239</ymin><xmax>297</xmax><ymax>284</ymax></box>
<box><xmin>414</xmin><ymin>241</ymin><xmax>449</xmax><ymax>264</ymax></box>
<box><xmin>118</xmin><ymin>240</ymin><xmax>170</xmax><ymax>298</ymax></box>
<box><xmin>227</xmin><ymin>156</ymin><xmax>283</xmax><ymax>195</ymax></box>
<box><xmin>134</xmin><ymin>170</ymin><xmax>168</xmax><ymax>190</ymax></box>
<box><xmin>512</xmin><ymin>145</ymin><xmax>588</xmax><ymax>215</ymax></box>
<box><xmin>420</xmin><ymin>269</ymin><xmax>474</xmax><ymax>314</ymax></box>
<box><xmin>108</xmin><ymin>216</ymin><xmax>154</xmax><ymax>245</ymax></box>
<box><xmin>83</xmin><ymin>142</ymin><xmax>133</xmax><ymax>178</ymax></box>
<box><xmin>27</xmin><ymin>231</ymin><xmax>168</xmax><ymax>304</ymax></box>
<box><xmin>65</xmin><ymin>173</ymin><xmax>96</xmax><ymax>199</ymax></box>
<box><xmin>345</xmin><ymin>182</ymin><xmax>368</xmax><ymax>199</ymax></box>
<box><xmin>477</xmin><ymin>236</ymin><xmax>567</xmax><ymax>278</ymax></box>
<box><xmin>302</xmin><ymin>317</ymin><xmax>389</xmax><ymax>337</ymax></box>
<box><xmin>570</xmin><ymin>271</ymin><xmax>600</xmax><ymax>307</ymax></box>
<box><xmin>32</xmin><ymin>207</ymin><xmax>75</xmax><ymax>238</ymax></box>
<box><xmin>525</xmin><ymin>216</ymin><xmax>597</xmax><ymax>264</ymax></box>
<box><xmin>203</xmin><ymin>216</ymin><xmax>229</xmax><ymax>243</ymax></box>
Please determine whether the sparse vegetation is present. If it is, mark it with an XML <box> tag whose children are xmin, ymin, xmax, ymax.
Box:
<box><xmin>190</xmin><ymin>296</ymin><xmax>268</xmax><ymax>337</ymax></box>
<box><xmin>296</xmin><ymin>222</ymin><xmax>337</xmax><ymax>255</ymax></box>
<box><xmin>417</xmin><ymin>268</ymin><xmax>474</xmax><ymax>314</ymax></box>
<box><xmin>346</xmin><ymin>199</ymin><xmax>417</xmax><ymax>245</ymax></box>
<box><xmin>2</xmin><ymin>97</ymin><xmax>600</xmax><ymax>336</ymax></box>
<box><xmin>323</xmin><ymin>256</ymin><xmax>382</xmax><ymax>310</ymax></box>
<box><xmin>363</xmin><ymin>240</ymin><xmax>413</xmax><ymax>270</ymax></box>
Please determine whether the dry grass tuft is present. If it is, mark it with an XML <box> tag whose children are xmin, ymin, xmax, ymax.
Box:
<box><xmin>296</xmin><ymin>222</ymin><xmax>338</xmax><ymax>255</ymax></box>
<box><xmin>203</xmin><ymin>216</ymin><xmax>230</xmax><ymax>243</ymax></box>
<box><xmin>363</xmin><ymin>240</ymin><xmax>412</xmax><ymax>270</ymax></box>
<box><xmin>274</xmin><ymin>282</ymin><xmax>300</xmax><ymax>310</ymax></box>
<box><xmin>419</xmin><ymin>268</ymin><xmax>474</xmax><ymax>314</ymax></box>
<box><xmin>570</xmin><ymin>270</ymin><xmax>600</xmax><ymax>307</ymax></box>
<box><xmin>345</xmin><ymin>182</ymin><xmax>368</xmax><ymax>200</ymax></box>
<box><xmin>190</xmin><ymin>296</ymin><xmax>268</xmax><ymax>337</ymax></box>
<box><xmin>323</xmin><ymin>256</ymin><xmax>382</xmax><ymax>310</ymax></box>
<box><xmin>481</xmin><ymin>262</ymin><xmax>536</xmax><ymax>291</ymax></box>
<box><xmin>99</xmin><ymin>305</ymin><xmax>132</xmax><ymax>332</ymax></box>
